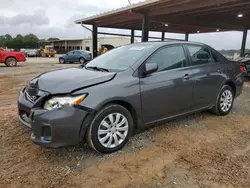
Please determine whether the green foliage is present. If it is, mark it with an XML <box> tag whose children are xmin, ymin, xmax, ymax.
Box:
<box><xmin>47</xmin><ymin>38</ymin><xmax>60</xmax><ymax>41</ymax></box>
<box><xmin>0</xmin><ymin>33</ymin><xmax>57</xmax><ymax>49</ymax></box>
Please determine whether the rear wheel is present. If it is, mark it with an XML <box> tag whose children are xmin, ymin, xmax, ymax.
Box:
<box><xmin>211</xmin><ymin>85</ymin><xmax>234</xmax><ymax>116</ymax></box>
<box><xmin>5</xmin><ymin>57</ymin><xmax>17</xmax><ymax>67</ymax></box>
<box><xmin>87</xmin><ymin>104</ymin><xmax>134</xmax><ymax>153</ymax></box>
<box><xmin>79</xmin><ymin>57</ymin><xmax>85</xmax><ymax>64</ymax></box>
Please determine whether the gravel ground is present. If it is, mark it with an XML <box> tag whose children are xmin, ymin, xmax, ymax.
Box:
<box><xmin>1</xmin><ymin>58</ymin><xmax>250</xmax><ymax>188</ymax></box>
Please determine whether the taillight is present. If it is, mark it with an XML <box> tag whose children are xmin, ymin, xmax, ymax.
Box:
<box><xmin>240</xmin><ymin>66</ymin><xmax>245</xmax><ymax>72</ymax></box>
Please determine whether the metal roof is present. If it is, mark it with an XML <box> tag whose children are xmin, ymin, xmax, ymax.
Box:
<box><xmin>75</xmin><ymin>0</ymin><xmax>250</xmax><ymax>34</ymax></box>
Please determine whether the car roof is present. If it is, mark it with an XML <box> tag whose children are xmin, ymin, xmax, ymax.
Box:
<box><xmin>131</xmin><ymin>41</ymin><xmax>206</xmax><ymax>48</ymax></box>
<box><xmin>71</xmin><ymin>50</ymin><xmax>88</xmax><ymax>52</ymax></box>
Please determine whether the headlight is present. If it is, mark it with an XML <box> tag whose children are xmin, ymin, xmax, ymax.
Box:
<box><xmin>44</xmin><ymin>95</ymin><xmax>87</xmax><ymax>110</ymax></box>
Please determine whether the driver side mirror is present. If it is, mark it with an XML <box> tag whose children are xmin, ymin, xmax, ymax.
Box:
<box><xmin>144</xmin><ymin>63</ymin><xmax>158</xmax><ymax>76</ymax></box>
<box><xmin>66</xmin><ymin>53</ymin><xmax>68</xmax><ymax>56</ymax></box>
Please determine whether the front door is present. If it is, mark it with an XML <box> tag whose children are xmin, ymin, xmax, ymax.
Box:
<box><xmin>65</xmin><ymin>51</ymin><xmax>74</xmax><ymax>61</ymax></box>
<box><xmin>140</xmin><ymin>45</ymin><xmax>194</xmax><ymax>124</ymax></box>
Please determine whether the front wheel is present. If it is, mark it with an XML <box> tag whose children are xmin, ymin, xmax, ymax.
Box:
<box><xmin>211</xmin><ymin>85</ymin><xmax>234</xmax><ymax>116</ymax></box>
<box><xmin>87</xmin><ymin>104</ymin><xmax>134</xmax><ymax>153</ymax></box>
<box><xmin>59</xmin><ymin>58</ymin><xmax>65</xmax><ymax>64</ymax></box>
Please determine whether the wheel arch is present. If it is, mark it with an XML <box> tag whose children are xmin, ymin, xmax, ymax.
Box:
<box><xmin>80</xmin><ymin>99</ymin><xmax>139</xmax><ymax>141</ymax></box>
<box><xmin>97</xmin><ymin>100</ymin><xmax>138</xmax><ymax>130</ymax></box>
<box><xmin>79</xmin><ymin>56</ymin><xmax>86</xmax><ymax>61</ymax></box>
<box><xmin>5</xmin><ymin>56</ymin><xmax>17</xmax><ymax>63</ymax></box>
<box><xmin>225</xmin><ymin>80</ymin><xmax>236</xmax><ymax>96</ymax></box>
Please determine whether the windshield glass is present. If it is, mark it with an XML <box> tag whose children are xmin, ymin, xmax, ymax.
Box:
<box><xmin>86</xmin><ymin>44</ymin><xmax>154</xmax><ymax>72</ymax></box>
<box><xmin>48</xmin><ymin>46</ymin><xmax>54</xmax><ymax>51</ymax></box>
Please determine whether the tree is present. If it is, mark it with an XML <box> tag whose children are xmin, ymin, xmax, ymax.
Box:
<box><xmin>0</xmin><ymin>35</ymin><xmax>6</xmax><ymax>46</ymax></box>
<box><xmin>5</xmin><ymin>34</ymin><xmax>12</xmax><ymax>40</ymax></box>
<box><xmin>0</xmin><ymin>33</ymin><xmax>40</xmax><ymax>49</ymax></box>
<box><xmin>47</xmin><ymin>37</ymin><xmax>60</xmax><ymax>41</ymax></box>
<box><xmin>13</xmin><ymin>34</ymin><xmax>24</xmax><ymax>49</ymax></box>
<box><xmin>23</xmin><ymin>34</ymin><xmax>39</xmax><ymax>48</ymax></box>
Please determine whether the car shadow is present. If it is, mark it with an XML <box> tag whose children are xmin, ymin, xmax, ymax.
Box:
<box><xmin>40</xmin><ymin>110</ymin><xmax>214</xmax><ymax>164</ymax></box>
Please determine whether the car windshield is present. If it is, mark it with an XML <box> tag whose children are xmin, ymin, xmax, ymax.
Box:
<box><xmin>48</xmin><ymin>47</ymin><xmax>54</xmax><ymax>51</ymax></box>
<box><xmin>85</xmin><ymin>44</ymin><xmax>154</xmax><ymax>72</ymax></box>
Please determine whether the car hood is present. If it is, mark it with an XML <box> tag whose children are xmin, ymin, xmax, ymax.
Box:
<box><xmin>30</xmin><ymin>67</ymin><xmax>116</xmax><ymax>94</ymax></box>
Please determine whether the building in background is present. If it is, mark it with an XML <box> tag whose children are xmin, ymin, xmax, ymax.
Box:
<box><xmin>49</xmin><ymin>37</ymin><xmax>132</xmax><ymax>54</ymax></box>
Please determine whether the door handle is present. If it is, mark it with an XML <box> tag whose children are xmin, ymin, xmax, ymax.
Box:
<box><xmin>183</xmin><ymin>74</ymin><xmax>191</xmax><ymax>80</ymax></box>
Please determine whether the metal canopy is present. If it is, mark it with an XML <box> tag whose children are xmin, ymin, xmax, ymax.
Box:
<box><xmin>75</xmin><ymin>0</ymin><xmax>250</xmax><ymax>34</ymax></box>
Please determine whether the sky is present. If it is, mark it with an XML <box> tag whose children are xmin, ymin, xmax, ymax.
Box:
<box><xmin>0</xmin><ymin>0</ymin><xmax>249</xmax><ymax>50</ymax></box>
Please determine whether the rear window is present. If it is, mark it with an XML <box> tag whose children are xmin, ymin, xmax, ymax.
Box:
<box><xmin>187</xmin><ymin>45</ymin><xmax>217</xmax><ymax>66</ymax></box>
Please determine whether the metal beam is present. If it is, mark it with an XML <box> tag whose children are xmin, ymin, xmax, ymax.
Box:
<box><xmin>241</xmin><ymin>28</ymin><xmax>248</xmax><ymax>57</ymax></box>
<box><xmin>142</xmin><ymin>12</ymin><xmax>149</xmax><ymax>42</ymax></box>
<box><xmin>161</xmin><ymin>31</ymin><xmax>165</xmax><ymax>41</ymax></box>
<box><xmin>131</xmin><ymin>29</ymin><xmax>135</xmax><ymax>43</ymax></box>
<box><xmin>185</xmin><ymin>33</ymin><xmax>189</xmax><ymax>41</ymax></box>
<box><xmin>92</xmin><ymin>24</ymin><xmax>98</xmax><ymax>58</ymax></box>
<box><xmin>149</xmin><ymin>0</ymin><xmax>237</xmax><ymax>16</ymax></box>
<box><xmin>97</xmin><ymin>31</ymin><xmax>184</xmax><ymax>41</ymax></box>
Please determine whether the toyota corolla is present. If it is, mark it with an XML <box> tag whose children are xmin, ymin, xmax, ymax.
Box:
<box><xmin>18</xmin><ymin>41</ymin><xmax>244</xmax><ymax>153</ymax></box>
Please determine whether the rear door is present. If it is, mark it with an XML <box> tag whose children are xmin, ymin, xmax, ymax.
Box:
<box><xmin>140</xmin><ymin>45</ymin><xmax>194</xmax><ymax>124</ymax></box>
<box><xmin>74</xmin><ymin>51</ymin><xmax>81</xmax><ymax>61</ymax></box>
<box><xmin>185</xmin><ymin>45</ymin><xmax>225</xmax><ymax>110</ymax></box>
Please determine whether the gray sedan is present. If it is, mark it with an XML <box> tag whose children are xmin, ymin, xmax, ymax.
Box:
<box><xmin>18</xmin><ymin>41</ymin><xmax>244</xmax><ymax>153</ymax></box>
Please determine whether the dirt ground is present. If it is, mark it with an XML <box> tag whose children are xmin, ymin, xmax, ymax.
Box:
<box><xmin>1</xmin><ymin>58</ymin><xmax>250</xmax><ymax>188</ymax></box>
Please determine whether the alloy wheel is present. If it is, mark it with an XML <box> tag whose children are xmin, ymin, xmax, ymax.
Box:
<box><xmin>80</xmin><ymin>58</ymin><xmax>85</xmax><ymax>64</ymax></box>
<box><xmin>220</xmin><ymin>89</ymin><xmax>233</xmax><ymax>112</ymax></box>
<box><xmin>97</xmin><ymin>113</ymin><xmax>129</xmax><ymax>148</ymax></box>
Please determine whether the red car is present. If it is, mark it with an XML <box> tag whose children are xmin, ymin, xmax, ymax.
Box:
<box><xmin>0</xmin><ymin>50</ymin><xmax>26</xmax><ymax>67</ymax></box>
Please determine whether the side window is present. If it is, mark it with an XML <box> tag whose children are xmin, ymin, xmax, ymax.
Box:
<box><xmin>75</xmin><ymin>51</ymin><xmax>81</xmax><ymax>55</ymax></box>
<box><xmin>211</xmin><ymin>51</ymin><xmax>219</xmax><ymax>62</ymax></box>
<box><xmin>146</xmin><ymin>45</ymin><xmax>186</xmax><ymax>72</ymax></box>
<box><xmin>187</xmin><ymin>45</ymin><xmax>216</xmax><ymax>66</ymax></box>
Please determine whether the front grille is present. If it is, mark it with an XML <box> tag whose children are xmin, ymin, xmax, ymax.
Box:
<box><xmin>26</xmin><ymin>85</ymin><xmax>38</xmax><ymax>96</ymax></box>
<box><xmin>25</xmin><ymin>91</ymin><xmax>40</xmax><ymax>103</ymax></box>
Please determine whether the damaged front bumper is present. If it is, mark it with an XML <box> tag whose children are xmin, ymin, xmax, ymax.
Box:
<box><xmin>18</xmin><ymin>89</ymin><xmax>93</xmax><ymax>148</ymax></box>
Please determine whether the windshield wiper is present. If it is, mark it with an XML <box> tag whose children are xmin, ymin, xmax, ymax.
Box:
<box><xmin>85</xmin><ymin>66</ymin><xmax>109</xmax><ymax>72</ymax></box>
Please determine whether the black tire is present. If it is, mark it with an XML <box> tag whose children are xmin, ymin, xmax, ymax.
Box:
<box><xmin>79</xmin><ymin>57</ymin><xmax>85</xmax><ymax>64</ymax></box>
<box><xmin>211</xmin><ymin>85</ymin><xmax>234</xmax><ymax>116</ymax></box>
<box><xmin>5</xmin><ymin>57</ymin><xmax>17</xmax><ymax>67</ymax></box>
<box><xmin>59</xmin><ymin>58</ymin><xmax>65</xmax><ymax>64</ymax></box>
<box><xmin>87</xmin><ymin>104</ymin><xmax>134</xmax><ymax>154</ymax></box>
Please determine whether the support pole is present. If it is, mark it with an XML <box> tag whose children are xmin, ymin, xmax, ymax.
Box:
<box><xmin>92</xmin><ymin>24</ymin><xmax>98</xmax><ymax>58</ymax></box>
<box><xmin>131</xmin><ymin>29</ymin><xmax>135</xmax><ymax>44</ymax></box>
<box><xmin>241</xmin><ymin>28</ymin><xmax>248</xmax><ymax>57</ymax></box>
<box><xmin>185</xmin><ymin>33</ymin><xmax>189</xmax><ymax>41</ymax></box>
<box><xmin>142</xmin><ymin>12</ymin><xmax>149</xmax><ymax>42</ymax></box>
<box><xmin>161</xmin><ymin>31</ymin><xmax>165</xmax><ymax>41</ymax></box>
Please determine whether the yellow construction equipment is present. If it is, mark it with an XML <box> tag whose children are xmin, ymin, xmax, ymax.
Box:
<box><xmin>39</xmin><ymin>45</ymin><xmax>57</xmax><ymax>57</ymax></box>
<box><xmin>0</xmin><ymin>47</ymin><xmax>6</xmax><ymax>51</ymax></box>
<box><xmin>98</xmin><ymin>44</ymin><xmax>114</xmax><ymax>55</ymax></box>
